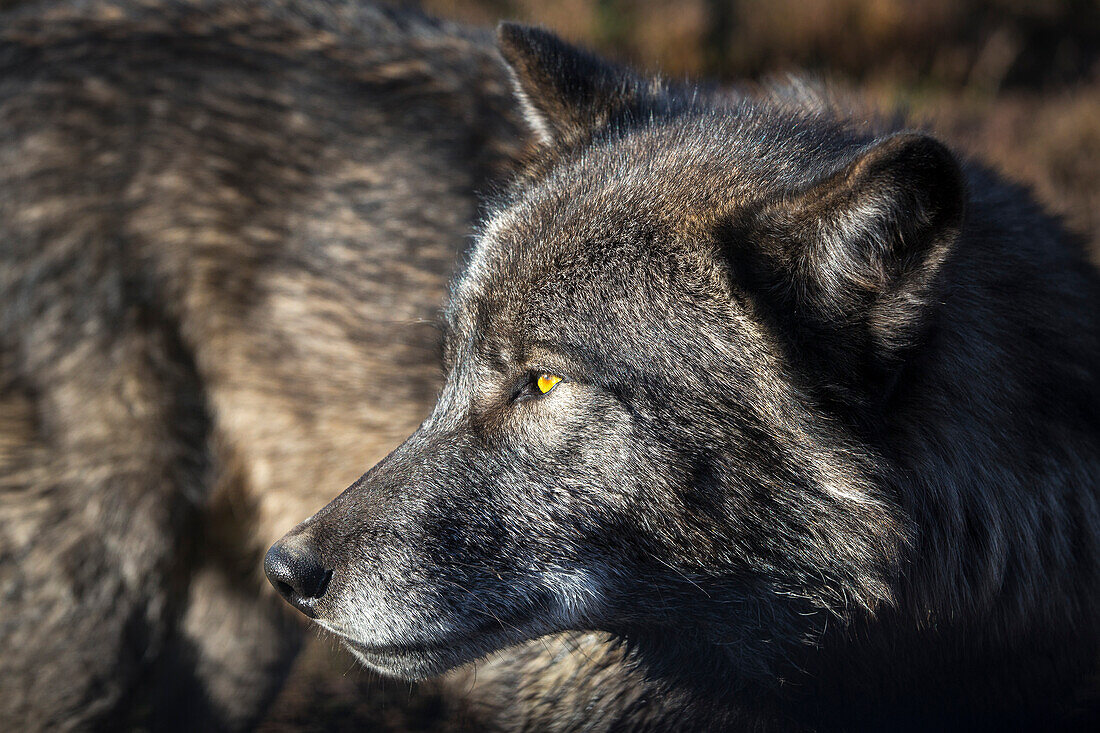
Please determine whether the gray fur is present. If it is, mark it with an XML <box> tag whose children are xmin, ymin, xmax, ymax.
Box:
<box><xmin>274</xmin><ymin>23</ymin><xmax>1100</xmax><ymax>731</ymax></box>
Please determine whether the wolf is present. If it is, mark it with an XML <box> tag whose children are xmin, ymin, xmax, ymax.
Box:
<box><xmin>0</xmin><ymin>0</ymin><xmax>526</xmax><ymax>728</ymax></box>
<box><xmin>268</xmin><ymin>23</ymin><xmax>1100</xmax><ymax>730</ymax></box>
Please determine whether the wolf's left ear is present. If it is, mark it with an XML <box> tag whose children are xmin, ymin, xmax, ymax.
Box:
<box><xmin>497</xmin><ymin>22</ymin><xmax>657</xmax><ymax>147</ymax></box>
<box><xmin>729</xmin><ymin>132</ymin><xmax>967</xmax><ymax>399</ymax></box>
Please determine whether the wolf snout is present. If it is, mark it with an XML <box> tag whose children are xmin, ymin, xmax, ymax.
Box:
<box><xmin>265</xmin><ymin>533</ymin><xmax>333</xmax><ymax>618</ymax></box>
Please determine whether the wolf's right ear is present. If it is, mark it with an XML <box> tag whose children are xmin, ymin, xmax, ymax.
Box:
<box><xmin>497</xmin><ymin>22</ymin><xmax>656</xmax><ymax>147</ymax></box>
<box><xmin>725</xmin><ymin>132</ymin><xmax>966</xmax><ymax>404</ymax></box>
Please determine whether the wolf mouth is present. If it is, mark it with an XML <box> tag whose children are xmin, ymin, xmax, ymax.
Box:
<box><xmin>337</xmin><ymin>614</ymin><xmax>536</xmax><ymax>667</ymax></box>
<box><xmin>343</xmin><ymin>638</ymin><xmax>443</xmax><ymax>662</ymax></box>
<box><xmin>339</xmin><ymin>626</ymin><xmax>513</xmax><ymax>678</ymax></box>
<box><xmin>343</xmin><ymin>635</ymin><xmax>466</xmax><ymax>659</ymax></box>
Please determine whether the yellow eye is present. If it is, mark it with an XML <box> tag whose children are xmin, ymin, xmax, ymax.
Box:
<box><xmin>536</xmin><ymin>373</ymin><xmax>562</xmax><ymax>394</ymax></box>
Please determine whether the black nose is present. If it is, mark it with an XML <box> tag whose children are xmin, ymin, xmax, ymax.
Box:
<box><xmin>264</xmin><ymin>534</ymin><xmax>332</xmax><ymax>618</ymax></box>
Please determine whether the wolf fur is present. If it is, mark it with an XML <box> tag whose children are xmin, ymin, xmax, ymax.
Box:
<box><xmin>0</xmin><ymin>1</ymin><xmax>526</xmax><ymax>728</ymax></box>
<box><xmin>271</xmin><ymin>22</ymin><xmax>1100</xmax><ymax>731</ymax></box>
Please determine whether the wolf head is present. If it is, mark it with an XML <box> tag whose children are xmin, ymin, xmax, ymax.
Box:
<box><xmin>267</xmin><ymin>24</ymin><xmax>965</xmax><ymax>687</ymax></box>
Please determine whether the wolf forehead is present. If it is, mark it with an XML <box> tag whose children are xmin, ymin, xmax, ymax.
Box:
<box><xmin>450</xmin><ymin>103</ymin><xmax>869</xmax><ymax>331</ymax></box>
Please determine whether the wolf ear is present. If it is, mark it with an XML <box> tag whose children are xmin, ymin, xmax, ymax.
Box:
<box><xmin>729</xmin><ymin>133</ymin><xmax>966</xmax><ymax>401</ymax></box>
<box><xmin>497</xmin><ymin>22</ymin><xmax>655</xmax><ymax>146</ymax></box>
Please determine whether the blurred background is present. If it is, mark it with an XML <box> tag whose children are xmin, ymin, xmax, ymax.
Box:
<box><xmin>259</xmin><ymin>1</ymin><xmax>1099</xmax><ymax>730</ymax></box>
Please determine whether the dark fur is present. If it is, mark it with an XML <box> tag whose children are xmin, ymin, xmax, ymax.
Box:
<box><xmin>274</xmin><ymin>23</ymin><xmax>1100</xmax><ymax>731</ymax></box>
<box><xmin>0</xmin><ymin>1</ymin><xmax>526</xmax><ymax>728</ymax></box>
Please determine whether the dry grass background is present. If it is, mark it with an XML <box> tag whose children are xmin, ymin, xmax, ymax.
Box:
<box><xmin>260</xmin><ymin>1</ymin><xmax>1100</xmax><ymax>730</ymax></box>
